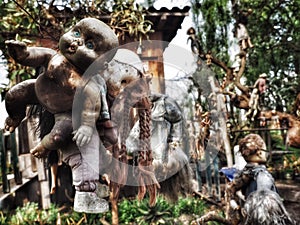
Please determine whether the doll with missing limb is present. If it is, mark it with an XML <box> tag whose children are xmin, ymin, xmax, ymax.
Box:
<box><xmin>4</xmin><ymin>18</ymin><xmax>119</xmax><ymax>213</ymax></box>
<box><xmin>225</xmin><ymin>134</ymin><xmax>295</xmax><ymax>225</ymax></box>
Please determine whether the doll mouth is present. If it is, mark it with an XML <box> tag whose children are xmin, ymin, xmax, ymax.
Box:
<box><xmin>67</xmin><ymin>45</ymin><xmax>77</xmax><ymax>53</ymax></box>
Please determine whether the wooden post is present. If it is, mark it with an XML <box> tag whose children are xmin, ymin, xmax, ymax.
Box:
<box><xmin>27</xmin><ymin>116</ymin><xmax>51</xmax><ymax>209</ymax></box>
<box><xmin>0</xmin><ymin>129</ymin><xmax>10</xmax><ymax>193</ymax></box>
<box><xmin>110</xmin><ymin>182</ymin><xmax>119</xmax><ymax>225</ymax></box>
<box><xmin>10</xmin><ymin>132</ymin><xmax>22</xmax><ymax>185</ymax></box>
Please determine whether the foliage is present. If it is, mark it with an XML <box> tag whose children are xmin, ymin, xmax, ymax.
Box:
<box><xmin>110</xmin><ymin>0</ymin><xmax>153</xmax><ymax>42</ymax></box>
<box><xmin>0</xmin><ymin>196</ymin><xmax>212</xmax><ymax>224</ymax></box>
<box><xmin>190</xmin><ymin>0</ymin><xmax>231</xmax><ymax>79</ymax></box>
<box><xmin>190</xmin><ymin>0</ymin><xmax>300</xmax><ymax>113</ymax></box>
<box><xmin>61</xmin><ymin>211</ymin><xmax>109</xmax><ymax>225</ymax></box>
<box><xmin>135</xmin><ymin>196</ymin><xmax>174</xmax><ymax>224</ymax></box>
<box><xmin>0</xmin><ymin>1</ymin><xmax>40</xmax><ymax>88</ymax></box>
<box><xmin>7</xmin><ymin>202</ymin><xmax>59</xmax><ymax>225</ymax></box>
<box><xmin>0</xmin><ymin>211</ymin><xmax>8</xmax><ymax>225</ymax></box>
<box><xmin>0</xmin><ymin>0</ymin><xmax>153</xmax><ymax>90</ymax></box>
<box><xmin>243</xmin><ymin>0</ymin><xmax>300</xmax><ymax>112</ymax></box>
<box><xmin>0</xmin><ymin>1</ymin><xmax>39</xmax><ymax>46</ymax></box>
<box><xmin>117</xmin><ymin>195</ymin><xmax>208</xmax><ymax>224</ymax></box>
<box><xmin>118</xmin><ymin>198</ymin><xmax>140</xmax><ymax>223</ymax></box>
<box><xmin>173</xmin><ymin>196</ymin><xmax>207</xmax><ymax>218</ymax></box>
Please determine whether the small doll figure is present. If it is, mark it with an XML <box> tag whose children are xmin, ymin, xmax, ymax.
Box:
<box><xmin>186</xmin><ymin>27</ymin><xmax>203</xmax><ymax>56</ymax></box>
<box><xmin>233</xmin><ymin>3</ymin><xmax>254</xmax><ymax>50</ymax></box>
<box><xmin>254</xmin><ymin>73</ymin><xmax>267</xmax><ymax>94</ymax></box>
<box><xmin>226</xmin><ymin>134</ymin><xmax>295</xmax><ymax>225</ymax></box>
<box><xmin>4</xmin><ymin>18</ymin><xmax>119</xmax><ymax>213</ymax></box>
<box><xmin>245</xmin><ymin>73</ymin><xmax>268</xmax><ymax>120</ymax></box>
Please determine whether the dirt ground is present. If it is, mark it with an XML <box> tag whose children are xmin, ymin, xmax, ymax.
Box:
<box><xmin>276</xmin><ymin>179</ymin><xmax>300</xmax><ymax>224</ymax></box>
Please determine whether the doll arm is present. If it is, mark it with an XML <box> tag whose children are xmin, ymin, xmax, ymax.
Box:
<box><xmin>5</xmin><ymin>79</ymin><xmax>39</xmax><ymax>132</ymax></box>
<box><xmin>226</xmin><ymin>173</ymin><xmax>250</xmax><ymax>210</ymax></box>
<box><xmin>73</xmin><ymin>76</ymin><xmax>105</xmax><ymax>147</ymax></box>
<box><xmin>5</xmin><ymin>40</ymin><xmax>56</xmax><ymax>67</ymax></box>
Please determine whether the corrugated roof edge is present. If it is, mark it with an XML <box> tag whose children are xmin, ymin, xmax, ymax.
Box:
<box><xmin>147</xmin><ymin>5</ymin><xmax>190</xmax><ymax>13</ymax></box>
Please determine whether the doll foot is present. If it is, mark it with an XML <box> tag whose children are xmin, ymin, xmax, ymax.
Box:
<box><xmin>101</xmin><ymin>173</ymin><xmax>110</xmax><ymax>185</ymax></box>
<box><xmin>74</xmin><ymin>188</ymin><xmax>109</xmax><ymax>214</ymax></box>
<box><xmin>95</xmin><ymin>182</ymin><xmax>110</xmax><ymax>198</ymax></box>
<box><xmin>50</xmin><ymin>185</ymin><xmax>56</xmax><ymax>194</ymax></box>
<box><xmin>4</xmin><ymin>117</ymin><xmax>22</xmax><ymax>133</ymax></box>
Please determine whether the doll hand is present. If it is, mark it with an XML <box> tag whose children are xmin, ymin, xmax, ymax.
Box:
<box><xmin>73</xmin><ymin>125</ymin><xmax>93</xmax><ymax>147</ymax></box>
<box><xmin>230</xmin><ymin>199</ymin><xmax>240</xmax><ymax>210</ymax></box>
<box><xmin>5</xmin><ymin>40</ymin><xmax>29</xmax><ymax>62</ymax></box>
<box><xmin>4</xmin><ymin>116</ymin><xmax>22</xmax><ymax>133</ymax></box>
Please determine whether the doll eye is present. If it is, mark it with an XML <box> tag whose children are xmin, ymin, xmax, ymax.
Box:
<box><xmin>86</xmin><ymin>42</ymin><xmax>94</xmax><ymax>49</ymax></box>
<box><xmin>73</xmin><ymin>31</ymin><xmax>81</xmax><ymax>37</ymax></box>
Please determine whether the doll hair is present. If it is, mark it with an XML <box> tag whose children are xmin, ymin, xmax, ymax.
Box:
<box><xmin>243</xmin><ymin>189</ymin><xmax>295</xmax><ymax>225</ymax></box>
<box><xmin>238</xmin><ymin>133</ymin><xmax>266</xmax><ymax>158</ymax></box>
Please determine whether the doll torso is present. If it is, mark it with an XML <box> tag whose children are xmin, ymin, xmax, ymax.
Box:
<box><xmin>35</xmin><ymin>53</ymin><xmax>82</xmax><ymax>114</ymax></box>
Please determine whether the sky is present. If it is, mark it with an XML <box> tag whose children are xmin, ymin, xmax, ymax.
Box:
<box><xmin>151</xmin><ymin>0</ymin><xmax>198</xmax><ymax>100</ymax></box>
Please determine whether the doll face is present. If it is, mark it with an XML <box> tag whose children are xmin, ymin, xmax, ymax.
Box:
<box><xmin>103</xmin><ymin>60</ymin><xmax>139</xmax><ymax>97</ymax></box>
<box><xmin>239</xmin><ymin>134</ymin><xmax>268</xmax><ymax>164</ymax></box>
<box><xmin>245</xmin><ymin>148</ymin><xmax>268</xmax><ymax>164</ymax></box>
<box><xmin>59</xmin><ymin>18</ymin><xmax>118</xmax><ymax>72</ymax></box>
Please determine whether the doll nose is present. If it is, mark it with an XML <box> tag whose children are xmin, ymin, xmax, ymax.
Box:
<box><xmin>69</xmin><ymin>39</ymin><xmax>83</xmax><ymax>52</ymax></box>
<box><xmin>71</xmin><ymin>38</ymin><xmax>83</xmax><ymax>47</ymax></box>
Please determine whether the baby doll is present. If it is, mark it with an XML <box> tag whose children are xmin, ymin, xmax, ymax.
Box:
<box><xmin>5</xmin><ymin>18</ymin><xmax>119</xmax><ymax>213</ymax></box>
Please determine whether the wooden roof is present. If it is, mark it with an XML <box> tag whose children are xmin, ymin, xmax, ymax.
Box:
<box><xmin>145</xmin><ymin>6</ymin><xmax>190</xmax><ymax>42</ymax></box>
<box><xmin>82</xmin><ymin>6</ymin><xmax>190</xmax><ymax>43</ymax></box>
<box><xmin>49</xmin><ymin>6</ymin><xmax>190</xmax><ymax>42</ymax></box>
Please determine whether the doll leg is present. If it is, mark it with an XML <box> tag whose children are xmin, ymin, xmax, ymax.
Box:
<box><xmin>30</xmin><ymin>113</ymin><xmax>73</xmax><ymax>158</ymax></box>
<box><xmin>247</xmin><ymin>38</ymin><xmax>254</xmax><ymax>48</ymax></box>
<box><xmin>100</xmin><ymin>88</ymin><xmax>110</xmax><ymax>120</ymax></box>
<box><xmin>48</xmin><ymin>150</ymin><xmax>59</xmax><ymax>194</ymax></box>
<box><xmin>241</xmin><ymin>39</ymin><xmax>247</xmax><ymax>50</ymax></box>
<box><xmin>205</xmin><ymin>150</ymin><xmax>213</xmax><ymax>198</ymax></box>
<box><xmin>213</xmin><ymin>156</ymin><xmax>221</xmax><ymax>201</ymax></box>
<box><xmin>195</xmin><ymin>160</ymin><xmax>202</xmax><ymax>192</ymax></box>
<box><xmin>62</xmin><ymin>129</ymin><xmax>109</xmax><ymax>213</ymax></box>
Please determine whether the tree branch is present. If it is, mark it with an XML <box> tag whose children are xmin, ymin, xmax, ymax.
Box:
<box><xmin>191</xmin><ymin>211</ymin><xmax>231</xmax><ymax>225</ymax></box>
<box><xmin>234</xmin><ymin>51</ymin><xmax>250</xmax><ymax>96</ymax></box>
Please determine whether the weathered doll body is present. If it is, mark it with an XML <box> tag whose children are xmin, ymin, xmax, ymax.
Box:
<box><xmin>5</xmin><ymin>18</ymin><xmax>119</xmax><ymax>213</ymax></box>
<box><xmin>225</xmin><ymin>134</ymin><xmax>294</xmax><ymax>225</ymax></box>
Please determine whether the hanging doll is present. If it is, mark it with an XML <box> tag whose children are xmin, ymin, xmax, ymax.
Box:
<box><xmin>4</xmin><ymin>18</ymin><xmax>119</xmax><ymax>213</ymax></box>
<box><xmin>232</xmin><ymin>3</ymin><xmax>254</xmax><ymax>50</ymax></box>
<box><xmin>245</xmin><ymin>73</ymin><xmax>267</xmax><ymax>120</ymax></box>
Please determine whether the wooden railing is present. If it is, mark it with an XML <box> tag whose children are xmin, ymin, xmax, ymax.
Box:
<box><xmin>0</xmin><ymin>126</ymin><xmax>42</xmax><ymax>209</ymax></box>
<box><xmin>0</xmin><ymin>129</ymin><xmax>22</xmax><ymax>194</ymax></box>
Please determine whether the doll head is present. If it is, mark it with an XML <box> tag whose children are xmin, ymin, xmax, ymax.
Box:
<box><xmin>103</xmin><ymin>49</ymin><xmax>144</xmax><ymax>97</ymax></box>
<box><xmin>238</xmin><ymin>133</ymin><xmax>268</xmax><ymax>163</ymax></box>
<box><xmin>59</xmin><ymin>18</ymin><xmax>119</xmax><ymax>72</ymax></box>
